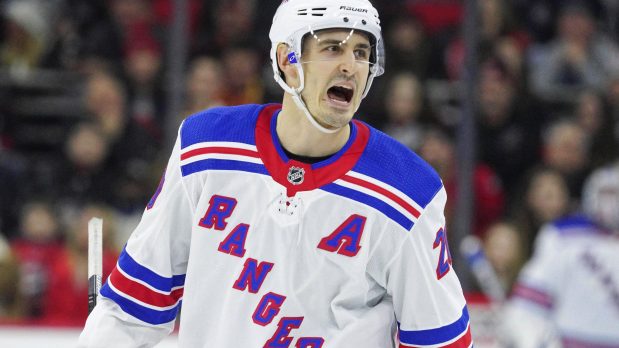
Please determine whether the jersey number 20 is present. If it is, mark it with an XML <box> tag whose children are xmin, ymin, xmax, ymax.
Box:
<box><xmin>433</xmin><ymin>228</ymin><xmax>452</xmax><ymax>280</ymax></box>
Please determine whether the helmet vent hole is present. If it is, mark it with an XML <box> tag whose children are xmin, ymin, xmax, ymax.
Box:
<box><xmin>343</xmin><ymin>17</ymin><xmax>349</xmax><ymax>22</ymax></box>
<box><xmin>294</xmin><ymin>7</ymin><xmax>325</xmax><ymax>16</ymax></box>
<box><xmin>362</xmin><ymin>20</ymin><xmax>367</xmax><ymax>25</ymax></box>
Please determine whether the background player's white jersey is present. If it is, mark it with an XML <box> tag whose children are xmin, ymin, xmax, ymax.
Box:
<box><xmin>79</xmin><ymin>104</ymin><xmax>471</xmax><ymax>348</ymax></box>
<box><xmin>503</xmin><ymin>216</ymin><xmax>619</xmax><ymax>347</ymax></box>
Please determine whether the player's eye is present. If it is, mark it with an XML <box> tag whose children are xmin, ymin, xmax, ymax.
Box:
<box><xmin>354</xmin><ymin>48</ymin><xmax>370</xmax><ymax>61</ymax></box>
<box><xmin>324</xmin><ymin>45</ymin><xmax>341</xmax><ymax>53</ymax></box>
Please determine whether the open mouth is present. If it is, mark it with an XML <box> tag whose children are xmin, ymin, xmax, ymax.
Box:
<box><xmin>327</xmin><ymin>85</ymin><xmax>354</xmax><ymax>105</ymax></box>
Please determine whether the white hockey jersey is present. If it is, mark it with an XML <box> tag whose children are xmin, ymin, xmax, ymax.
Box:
<box><xmin>505</xmin><ymin>216</ymin><xmax>619</xmax><ymax>347</ymax></box>
<box><xmin>79</xmin><ymin>104</ymin><xmax>471</xmax><ymax>348</ymax></box>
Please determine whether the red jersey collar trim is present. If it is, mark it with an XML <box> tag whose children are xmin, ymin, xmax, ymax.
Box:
<box><xmin>255</xmin><ymin>104</ymin><xmax>370</xmax><ymax>197</ymax></box>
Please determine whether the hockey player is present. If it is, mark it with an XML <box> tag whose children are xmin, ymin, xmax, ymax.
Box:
<box><xmin>501</xmin><ymin>161</ymin><xmax>619</xmax><ymax>347</ymax></box>
<box><xmin>79</xmin><ymin>1</ymin><xmax>472</xmax><ymax>347</ymax></box>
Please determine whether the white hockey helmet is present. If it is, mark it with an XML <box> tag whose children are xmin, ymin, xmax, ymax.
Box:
<box><xmin>582</xmin><ymin>162</ymin><xmax>619</xmax><ymax>231</ymax></box>
<box><xmin>268</xmin><ymin>0</ymin><xmax>385</xmax><ymax>133</ymax></box>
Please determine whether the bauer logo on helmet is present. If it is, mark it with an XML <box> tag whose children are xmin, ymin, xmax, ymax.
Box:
<box><xmin>339</xmin><ymin>6</ymin><xmax>368</xmax><ymax>13</ymax></box>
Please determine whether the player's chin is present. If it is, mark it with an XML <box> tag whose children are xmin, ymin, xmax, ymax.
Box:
<box><xmin>320</xmin><ymin>111</ymin><xmax>354</xmax><ymax>130</ymax></box>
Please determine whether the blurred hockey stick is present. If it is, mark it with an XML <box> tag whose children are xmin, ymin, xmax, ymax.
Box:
<box><xmin>461</xmin><ymin>235</ymin><xmax>561</xmax><ymax>347</ymax></box>
<box><xmin>88</xmin><ymin>217</ymin><xmax>103</xmax><ymax>314</ymax></box>
<box><xmin>460</xmin><ymin>235</ymin><xmax>507</xmax><ymax>303</ymax></box>
<box><xmin>459</xmin><ymin>235</ymin><xmax>508</xmax><ymax>346</ymax></box>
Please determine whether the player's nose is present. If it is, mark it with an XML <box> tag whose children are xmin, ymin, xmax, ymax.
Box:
<box><xmin>338</xmin><ymin>49</ymin><xmax>358</xmax><ymax>75</ymax></box>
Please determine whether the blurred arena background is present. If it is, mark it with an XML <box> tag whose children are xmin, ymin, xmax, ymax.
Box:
<box><xmin>1</xmin><ymin>0</ymin><xmax>619</xmax><ymax>346</ymax></box>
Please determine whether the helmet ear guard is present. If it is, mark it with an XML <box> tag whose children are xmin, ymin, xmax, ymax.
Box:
<box><xmin>272</xmin><ymin>43</ymin><xmax>306</xmax><ymax>97</ymax></box>
<box><xmin>287</xmin><ymin>52</ymin><xmax>298</xmax><ymax>64</ymax></box>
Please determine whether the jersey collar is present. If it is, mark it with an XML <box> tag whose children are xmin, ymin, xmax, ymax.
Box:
<box><xmin>255</xmin><ymin>104</ymin><xmax>370</xmax><ymax>197</ymax></box>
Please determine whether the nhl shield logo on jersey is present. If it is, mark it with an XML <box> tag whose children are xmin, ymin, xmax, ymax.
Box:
<box><xmin>287</xmin><ymin>166</ymin><xmax>305</xmax><ymax>185</ymax></box>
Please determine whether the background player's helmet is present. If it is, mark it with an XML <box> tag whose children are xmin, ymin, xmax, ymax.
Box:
<box><xmin>268</xmin><ymin>0</ymin><xmax>384</xmax><ymax>133</ymax></box>
<box><xmin>582</xmin><ymin>162</ymin><xmax>619</xmax><ymax>231</ymax></box>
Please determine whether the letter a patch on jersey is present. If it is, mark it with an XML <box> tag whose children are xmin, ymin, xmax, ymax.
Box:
<box><xmin>218</xmin><ymin>223</ymin><xmax>249</xmax><ymax>258</ymax></box>
<box><xmin>317</xmin><ymin>214</ymin><xmax>366</xmax><ymax>257</ymax></box>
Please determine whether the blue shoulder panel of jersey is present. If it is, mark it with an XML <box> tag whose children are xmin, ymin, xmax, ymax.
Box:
<box><xmin>180</xmin><ymin>104</ymin><xmax>264</xmax><ymax>149</ymax></box>
<box><xmin>353</xmin><ymin>125</ymin><xmax>443</xmax><ymax>210</ymax></box>
<box><xmin>551</xmin><ymin>215</ymin><xmax>600</xmax><ymax>235</ymax></box>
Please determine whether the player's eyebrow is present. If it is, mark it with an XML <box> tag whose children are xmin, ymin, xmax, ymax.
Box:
<box><xmin>317</xmin><ymin>39</ymin><xmax>371</xmax><ymax>49</ymax></box>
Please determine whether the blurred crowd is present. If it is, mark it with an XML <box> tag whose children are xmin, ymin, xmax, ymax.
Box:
<box><xmin>0</xmin><ymin>0</ymin><xmax>618</xmax><ymax>330</ymax></box>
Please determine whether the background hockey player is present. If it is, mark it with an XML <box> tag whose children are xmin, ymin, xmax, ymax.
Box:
<box><xmin>501</xmin><ymin>161</ymin><xmax>619</xmax><ymax>347</ymax></box>
<box><xmin>79</xmin><ymin>0</ymin><xmax>472</xmax><ymax>346</ymax></box>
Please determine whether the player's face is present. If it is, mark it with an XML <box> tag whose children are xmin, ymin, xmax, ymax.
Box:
<box><xmin>299</xmin><ymin>29</ymin><xmax>371</xmax><ymax>129</ymax></box>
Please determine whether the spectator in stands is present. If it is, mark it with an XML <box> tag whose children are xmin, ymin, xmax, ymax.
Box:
<box><xmin>0</xmin><ymin>0</ymin><xmax>52</xmax><ymax>75</ymax></box>
<box><xmin>482</xmin><ymin>221</ymin><xmax>526</xmax><ymax>295</ymax></box>
<box><xmin>604</xmin><ymin>75</ymin><xmax>619</xmax><ymax>145</ymax></box>
<box><xmin>407</xmin><ymin>0</ymin><xmax>462</xmax><ymax>37</ymax></box>
<box><xmin>10</xmin><ymin>201</ymin><xmax>63</xmax><ymax>319</ymax></box>
<box><xmin>221</xmin><ymin>44</ymin><xmax>264</xmax><ymax>105</ymax></box>
<box><xmin>43</xmin><ymin>1</ymin><xmax>123</xmax><ymax>70</ymax></box>
<box><xmin>541</xmin><ymin>118</ymin><xmax>591</xmax><ymax>199</ymax></box>
<box><xmin>574</xmin><ymin>89</ymin><xmax>619</xmax><ymax>167</ymax></box>
<box><xmin>41</xmin><ymin>204</ymin><xmax>119</xmax><ymax>326</ymax></box>
<box><xmin>493</xmin><ymin>36</ymin><xmax>530</xmax><ymax>96</ymax></box>
<box><xmin>53</xmin><ymin>123</ymin><xmax>115</xmax><ymax>224</ymax></box>
<box><xmin>510</xmin><ymin>166</ymin><xmax>571</xmax><ymax>257</ymax></box>
<box><xmin>513</xmin><ymin>0</ymin><xmax>604</xmax><ymax>44</ymax></box>
<box><xmin>382</xmin><ymin>72</ymin><xmax>432</xmax><ymax>151</ymax></box>
<box><xmin>384</xmin><ymin>15</ymin><xmax>433</xmax><ymax>81</ymax></box>
<box><xmin>123</xmin><ymin>31</ymin><xmax>165</xmax><ymax>149</ymax></box>
<box><xmin>361</xmin><ymin>10</ymin><xmax>435</xmax><ymax>126</ymax></box>
<box><xmin>183</xmin><ymin>56</ymin><xmax>226</xmax><ymax>117</ymax></box>
<box><xmin>108</xmin><ymin>0</ymin><xmax>160</xmax><ymax>46</ymax></box>
<box><xmin>0</xmin><ymin>233</ymin><xmax>23</xmax><ymax>320</ymax></box>
<box><xmin>0</xmin><ymin>148</ymin><xmax>24</xmax><ymax>240</ymax></box>
<box><xmin>476</xmin><ymin>56</ymin><xmax>541</xmax><ymax>198</ymax></box>
<box><xmin>194</xmin><ymin>0</ymin><xmax>259</xmax><ymax>56</ymax></box>
<box><xmin>83</xmin><ymin>71</ymin><xmax>161</xmax><ymax>213</ymax></box>
<box><xmin>85</xmin><ymin>72</ymin><xmax>127</xmax><ymax>142</ymax></box>
<box><xmin>419</xmin><ymin>127</ymin><xmax>505</xmax><ymax>237</ymax></box>
<box><xmin>444</xmin><ymin>0</ymin><xmax>529</xmax><ymax>81</ymax></box>
<box><xmin>529</xmin><ymin>0</ymin><xmax>619</xmax><ymax>102</ymax></box>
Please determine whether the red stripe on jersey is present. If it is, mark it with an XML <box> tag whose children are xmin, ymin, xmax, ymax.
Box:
<box><xmin>181</xmin><ymin>146</ymin><xmax>260</xmax><ymax>161</ymax></box>
<box><xmin>109</xmin><ymin>268</ymin><xmax>184</xmax><ymax>308</ymax></box>
<box><xmin>512</xmin><ymin>284</ymin><xmax>553</xmax><ymax>309</ymax></box>
<box><xmin>399</xmin><ymin>325</ymin><xmax>472</xmax><ymax>348</ymax></box>
<box><xmin>255</xmin><ymin>104</ymin><xmax>370</xmax><ymax>197</ymax></box>
<box><xmin>342</xmin><ymin>174</ymin><xmax>421</xmax><ymax>218</ymax></box>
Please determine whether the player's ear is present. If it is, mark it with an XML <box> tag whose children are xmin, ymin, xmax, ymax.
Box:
<box><xmin>276</xmin><ymin>43</ymin><xmax>300</xmax><ymax>88</ymax></box>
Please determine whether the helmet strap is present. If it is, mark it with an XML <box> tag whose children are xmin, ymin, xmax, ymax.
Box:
<box><xmin>275</xmin><ymin>59</ymin><xmax>339</xmax><ymax>134</ymax></box>
<box><xmin>291</xmin><ymin>91</ymin><xmax>339</xmax><ymax>134</ymax></box>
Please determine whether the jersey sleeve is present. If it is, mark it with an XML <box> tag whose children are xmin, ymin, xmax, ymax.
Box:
<box><xmin>78</xmin><ymin>128</ymin><xmax>194</xmax><ymax>347</ymax></box>
<box><xmin>385</xmin><ymin>187</ymin><xmax>472</xmax><ymax>348</ymax></box>
<box><xmin>499</xmin><ymin>224</ymin><xmax>564</xmax><ymax>348</ymax></box>
<box><xmin>510</xmin><ymin>224</ymin><xmax>562</xmax><ymax>313</ymax></box>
